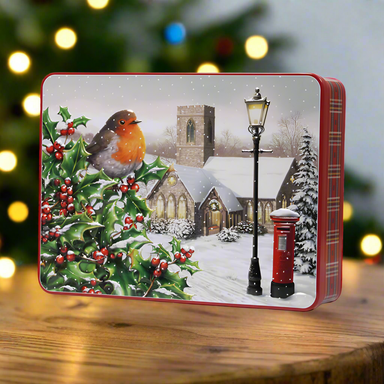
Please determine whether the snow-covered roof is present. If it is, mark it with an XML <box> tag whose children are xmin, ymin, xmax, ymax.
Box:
<box><xmin>270</xmin><ymin>208</ymin><xmax>300</xmax><ymax>218</ymax></box>
<box><xmin>203</xmin><ymin>157</ymin><xmax>296</xmax><ymax>199</ymax></box>
<box><xmin>198</xmin><ymin>186</ymin><xmax>243</xmax><ymax>212</ymax></box>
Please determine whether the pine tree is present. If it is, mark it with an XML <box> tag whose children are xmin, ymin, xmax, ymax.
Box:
<box><xmin>290</xmin><ymin>128</ymin><xmax>318</xmax><ymax>276</ymax></box>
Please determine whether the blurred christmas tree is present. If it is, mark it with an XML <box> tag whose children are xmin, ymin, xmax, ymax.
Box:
<box><xmin>0</xmin><ymin>0</ymin><xmax>291</xmax><ymax>264</ymax></box>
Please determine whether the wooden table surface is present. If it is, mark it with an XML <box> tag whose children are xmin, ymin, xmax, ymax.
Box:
<box><xmin>0</xmin><ymin>259</ymin><xmax>383</xmax><ymax>384</ymax></box>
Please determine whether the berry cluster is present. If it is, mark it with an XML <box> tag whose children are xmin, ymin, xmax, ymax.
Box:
<box><xmin>120</xmin><ymin>175</ymin><xmax>140</xmax><ymax>193</ymax></box>
<box><xmin>92</xmin><ymin>247</ymin><xmax>124</xmax><ymax>265</ymax></box>
<box><xmin>60</xmin><ymin>120</ymin><xmax>75</xmax><ymax>137</ymax></box>
<box><xmin>46</xmin><ymin>141</ymin><xmax>64</xmax><ymax>161</ymax></box>
<box><xmin>174</xmin><ymin>245</ymin><xmax>195</xmax><ymax>264</ymax></box>
<box><xmin>81</xmin><ymin>280</ymin><xmax>102</xmax><ymax>294</ymax></box>
<box><xmin>151</xmin><ymin>256</ymin><xmax>169</xmax><ymax>278</ymax></box>
<box><xmin>123</xmin><ymin>213</ymin><xmax>144</xmax><ymax>231</ymax></box>
<box><xmin>53</xmin><ymin>178</ymin><xmax>75</xmax><ymax>217</ymax></box>
<box><xmin>41</xmin><ymin>226</ymin><xmax>61</xmax><ymax>243</ymax></box>
<box><xmin>55</xmin><ymin>247</ymin><xmax>76</xmax><ymax>264</ymax></box>
<box><xmin>41</xmin><ymin>199</ymin><xmax>53</xmax><ymax>226</ymax></box>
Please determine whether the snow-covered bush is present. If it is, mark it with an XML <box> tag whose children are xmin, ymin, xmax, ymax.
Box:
<box><xmin>217</xmin><ymin>227</ymin><xmax>240</xmax><ymax>242</ymax></box>
<box><xmin>150</xmin><ymin>218</ymin><xmax>169</xmax><ymax>234</ymax></box>
<box><xmin>258</xmin><ymin>224</ymin><xmax>268</xmax><ymax>235</ymax></box>
<box><xmin>167</xmin><ymin>219</ymin><xmax>195</xmax><ymax>239</ymax></box>
<box><xmin>235</xmin><ymin>220</ymin><xmax>253</xmax><ymax>234</ymax></box>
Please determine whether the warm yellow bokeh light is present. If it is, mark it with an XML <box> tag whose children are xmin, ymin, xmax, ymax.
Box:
<box><xmin>55</xmin><ymin>27</ymin><xmax>77</xmax><ymax>49</ymax></box>
<box><xmin>8</xmin><ymin>201</ymin><xmax>29</xmax><ymax>223</ymax></box>
<box><xmin>8</xmin><ymin>51</ymin><xmax>31</xmax><ymax>74</ymax></box>
<box><xmin>196</xmin><ymin>62</ymin><xmax>220</xmax><ymax>73</ymax></box>
<box><xmin>361</xmin><ymin>234</ymin><xmax>382</xmax><ymax>257</ymax></box>
<box><xmin>0</xmin><ymin>151</ymin><xmax>17</xmax><ymax>172</ymax></box>
<box><xmin>23</xmin><ymin>93</ymin><xmax>40</xmax><ymax>116</ymax></box>
<box><xmin>87</xmin><ymin>0</ymin><xmax>109</xmax><ymax>9</ymax></box>
<box><xmin>343</xmin><ymin>201</ymin><xmax>353</xmax><ymax>221</ymax></box>
<box><xmin>245</xmin><ymin>35</ymin><xmax>269</xmax><ymax>60</ymax></box>
<box><xmin>0</xmin><ymin>257</ymin><xmax>16</xmax><ymax>279</ymax></box>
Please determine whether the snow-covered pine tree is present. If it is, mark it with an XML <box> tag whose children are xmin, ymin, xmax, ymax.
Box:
<box><xmin>289</xmin><ymin>127</ymin><xmax>318</xmax><ymax>276</ymax></box>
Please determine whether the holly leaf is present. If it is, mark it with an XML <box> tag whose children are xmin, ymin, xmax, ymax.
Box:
<box><xmin>170</xmin><ymin>237</ymin><xmax>181</xmax><ymax>254</ymax></box>
<box><xmin>42</xmin><ymin>151</ymin><xmax>62</xmax><ymax>179</ymax></box>
<box><xmin>73</xmin><ymin>116</ymin><xmax>91</xmax><ymax>128</ymax></box>
<box><xmin>134</xmin><ymin>157</ymin><xmax>169</xmax><ymax>185</ymax></box>
<box><xmin>161</xmin><ymin>270</ymin><xmax>189</xmax><ymax>290</ymax></box>
<box><xmin>60</xmin><ymin>137</ymin><xmax>90</xmax><ymax>178</ymax></box>
<box><xmin>59</xmin><ymin>213</ymin><xmax>104</xmax><ymax>247</ymax></box>
<box><xmin>58</xmin><ymin>106</ymin><xmax>71</xmax><ymax>122</ymax></box>
<box><xmin>102</xmin><ymin>261</ymin><xmax>138</xmax><ymax>296</ymax></box>
<box><xmin>99</xmin><ymin>201</ymin><xmax>125</xmax><ymax>247</ymax></box>
<box><xmin>130</xmin><ymin>249</ymin><xmax>152</xmax><ymax>284</ymax></box>
<box><xmin>42</xmin><ymin>108</ymin><xmax>60</xmax><ymax>143</ymax></box>
<box><xmin>113</xmin><ymin>226</ymin><xmax>152</xmax><ymax>251</ymax></box>
<box><xmin>151</xmin><ymin>244</ymin><xmax>172</xmax><ymax>263</ymax></box>
<box><xmin>40</xmin><ymin>260</ymin><xmax>56</xmax><ymax>286</ymax></box>
<box><xmin>123</xmin><ymin>190</ymin><xmax>153</xmax><ymax>219</ymax></box>
<box><xmin>41</xmin><ymin>240</ymin><xmax>59</xmax><ymax>257</ymax></box>
<box><xmin>178</xmin><ymin>258</ymin><xmax>201</xmax><ymax>276</ymax></box>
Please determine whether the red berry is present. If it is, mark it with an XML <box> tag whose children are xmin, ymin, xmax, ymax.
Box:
<box><xmin>42</xmin><ymin>206</ymin><xmax>50</xmax><ymax>214</ymax></box>
<box><xmin>42</xmin><ymin>201</ymin><xmax>50</xmax><ymax>206</ymax></box>
<box><xmin>129</xmin><ymin>223</ymin><xmax>137</xmax><ymax>230</ymax></box>
<box><xmin>160</xmin><ymin>261</ymin><xmax>168</xmax><ymax>271</ymax></box>
<box><xmin>49</xmin><ymin>230</ymin><xmax>55</xmax><ymax>238</ymax></box>
<box><xmin>56</xmin><ymin>255</ymin><xmax>64</xmax><ymax>264</ymax></box>
<box><xmin>120</xmin><ymin>185</ymin><xmax>129</xmax><ymax>193</ymax></box>
<box><xmin>54</xmin><ymin>231</ymin><xmax>60</xmax><ymax>238</ymax></box>
<box><xmin>67</xmin><ymin>122</ymin><xmax>74</xmax><ymax>128</ymax></box>
<box><xmin>67</xmin><ymin>187</ymin><xmax>73</xmax><ymax>196</ymax></box>
<box><xmin>88</xmin><ymin>289</ymin><xmax>95</xmax><ymax>294</ymax></box>
<box><xmin>64</xmin><ymin>178</ymin><xmax>71</xmax><ymax>185</ymax></box>
<box><xmin>185</xmin><ymin>252</ymin><xmax>192</xmax><ymax>258</ymax></box>
<box><xmin>53</xmin><ymin>141</ymin><xmax>61</xmax><ymax>150</ymax></box>
<box><xmin>60</xmin><ymin>246</ymin><xmax>68</xmax><ymax>255</ymax></box>
<box><xmin>61</xmin><ymin>129</ymin><xmax>68</xmax><ymax>136</ymax></box>
<box><xmin>41</xmin><ymin>213</ymin><xmax>47</xmax><ymax>220</ymax></box>
<box><xmin>96</xmin><ymin>291</ymin><xmax>102</xmax><ymax>295</ymax></box>
<box><xmin>153</xmin><ymin>270</ymin><xmax>162</xmax><ymax>278</ymax></box>
<box><xmin>57</xmin><ymin>146</ymin><xmax>63</xmax><ymax>153</ymax></box>
<box><xmin>67</xmin><ymin>196</ymin><xmax>74</xmax><ymax>204</ymax></box>
<box><xmin>67</xmin><ymin>204</ymin><xmax>75</xmax><ymax>213</ymax></box>
<box><xmin>60</xmin><ymin>184</ymin><xmax>67</xmax><ymax>193</ymax></box>
<box><xmin>90</xmin><ymin>279</ymin><xmax>97</xmax><ymax>287</ymax></box>
<box><xmin>42</xmin><ymin>237</ymin><xmax>48</xmax><ymax>243</ymax></box>
<box><xmin>136</xmin><ymin>214</ymin><xmax>144</xmax><ymax>222</ymax></box>
<box><xmin>60</xmin><ymin>201</ymin><xmax>67</xmax><ymax>208</ymax></box>
<box><xmin>179</xmin><ymin>255</ymin><xmax>186</xmax><ymax>263</ymax></box>
<box><xmin>59</xmin><ymin>193</ymin><xmax>67</xmax><ymax>200</ymax></box>
<box><xmin>93</xmin><ymin>251</ymin><xmax>105</xmax><ymax>265</ymax></box>
<box><xmin>68</xmin><ymin>127</ymin><xmax>75</xmax><ymax>135</ymax></box>
<box><xmin>117</xmin><ymin>252</ymin><xmax>123</xmax><ymax>258</ymax></box>
<box><xmin>66</xmin><ymin>252</ymin><xmax>75</xmax><ymax>262</ymax></box>
<box><xmin>81</xmin><ymin>286</ymin><xmax>88</xmax><ymax>292</ymax></box>
<box><xmin>130</xmin><ymin>183</ymin><xmax>139</xmax><ymax>192</ymax></box>
<box><xmin>47</xmin><ymin>213</ymin><xmax>52</xmax><ymax>221</ymax></box>
<box><xmin>100</xmin><ymin>248</ymin><xmax>109</xmax><ymax>256</ymax></box>
<box><xmin>127</xmin><ymin>176</ymin><xmax>135</xmax><ymax>184</ymax></box>
<box><xmin>54</xmin><ymin>179</ymin><xmax>61</xmax><ymax>186</ymax></box>
<box><xmin>110</xmin><ymin>253</ymin><xmax>115</xmax><ymax>259</ymax></box>
<box><xmin>55</xmin><ymin>152</ymin><xmax>63</xmax><ymax>160</ymax></box>
<box><xmin>123</xmin><ymin>225</ymin><xmax>129</xmax><ymax>231</ymax></box>
<box><xmin>124</xmin><ymin>216</ymin><xmax>133</xmax><ymax>225</ymax></box>
<box><xmin>151</xmin><ymin>257</ymin><xmax>160</xmax><ymax>267</ymax></box>
<box><xmin>189</xmin><ymin>247</ymin><xmax>195</xmax><ymax>254</ymax></box>
<box><xmin>174</xmin><ymin>252</ymin><xmax>181</xmax><ymax>260</ymax></box>
<box><xmin>86</xmin><ymin>205</ymin><xmax>94</xmax><ymax>215</ymax></box>
<box><xmin>181</xmin><ymin>248</ymin><xmax>186</xmax><ymax>254</ymax></box>
<box><xmin>46</xmin><ymin>146</ymin><xmax>54</xmax><ymax>154</ymax></box>
<box><xmin>59</xmin><ymin>208</ymin><xmax>67</xmax><ymax>217</ymax></box>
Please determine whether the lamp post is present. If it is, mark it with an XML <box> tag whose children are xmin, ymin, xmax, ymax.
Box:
<box><xmin>243</xmin><ymin>88</ymin><xmax>271</xmax><ymax>296</ymax></box>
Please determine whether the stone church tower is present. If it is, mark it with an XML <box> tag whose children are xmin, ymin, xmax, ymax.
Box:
<box><xmin>176</xmin><ymin>105</ymin><xmax>215</xmax><ymax>168</ymax></box>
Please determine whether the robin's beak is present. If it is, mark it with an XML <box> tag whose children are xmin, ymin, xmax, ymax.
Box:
<box><xmin>130</xmin><ymin>120</ymin><xmax>142</xmax><ymax>124</ymax></box>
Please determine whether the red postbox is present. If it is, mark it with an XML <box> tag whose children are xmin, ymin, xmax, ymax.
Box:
<box><xmin>270</xmin><ymin>208</ymin><xmax>300</xmax><ymax>299</ymax></box>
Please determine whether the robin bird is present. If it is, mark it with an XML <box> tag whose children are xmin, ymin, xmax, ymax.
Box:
<box><xmin>86</xmin><ymin>110</ymin><xmax>146</xmax><ymax>179</ymax></box>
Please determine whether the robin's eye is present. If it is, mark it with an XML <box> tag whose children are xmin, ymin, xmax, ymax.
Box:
<box><xmin>119</xmin><ymin>120</ymin><xmax>125</xmax><ymax>125</ymax></box>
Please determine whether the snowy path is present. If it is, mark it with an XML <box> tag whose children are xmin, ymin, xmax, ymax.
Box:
<box><xmin>142</xmin><ymin>233</ymin><xmax>316</xmax><ymax>309</ymax></box>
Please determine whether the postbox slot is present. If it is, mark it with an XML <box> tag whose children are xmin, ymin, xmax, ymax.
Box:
<box><xmin>278</xmin><ymin>235</ymin><xmax>287</xmax><ymax>251</ymax></box>
<box><xmin>276</xmin><ymin>227</ymin><xmax>290</xmax><ymax>232</ymax></box>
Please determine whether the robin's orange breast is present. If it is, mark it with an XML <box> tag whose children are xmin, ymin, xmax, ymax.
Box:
<box><xmin>112</xmin><ymin>125</ymin><xmax>146</xmax><ymax>165</ymax></box>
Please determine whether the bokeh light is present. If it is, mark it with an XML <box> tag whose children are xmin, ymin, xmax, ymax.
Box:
<box><xmin>164</xmin><ymin>22</ymin><xmax>186</xmax><ymax>45</ymax></box>
<box><xmin>245</xmin><ymin>35</ymin><xmax>268</xmax><ymax>59</ymax></box>
<box><xmin>196</xmin><ymin>63</ymin><xmax>220</xmax><ymax>73</ymax></box>
<box><xmin>8</xmin><ymin>201</ymin><xmax>29</xmax><ymax>223</ymax></box>
<box><xmin>0</xmin><ymin>257</ymin><xmax>16</xmax><ymax>279</ymax></box>
<box><xmin>55</xmin><ymin>28</ymin><xmax>77</xmax><ymax>49</ymax></box>
<box><xmin>87</xmin><ymin>0</ymin><xmax>109</xmax><ymax>9</ymax></box>
<box><xmin>360</xmin><ymin>234</ymin><xmax>382</xmax><ymax>256</ymax></box>
<box><xmin>23</xmin><ymin>93</ymin><xmax>40</xmax><ymax>116</ymax></box>
<box><xmin>8</xmin><ymin>51</ymin><xmax>31</xmax><ymax>74</ymax></box>
<box><xmin>0</xmin><ymin>151</ymin><xmax>17</xmax><ymax>172</ymax></box>
<box><xmin>343</xmin><ymin>201</ymin><xmax>353</xmax><ymax>221</ymax></box>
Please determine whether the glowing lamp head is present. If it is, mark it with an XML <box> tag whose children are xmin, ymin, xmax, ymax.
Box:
<box><xmin>244</xmin><ymin>88</ymin><xmax>270</xmax><ymax>128</ymax></box>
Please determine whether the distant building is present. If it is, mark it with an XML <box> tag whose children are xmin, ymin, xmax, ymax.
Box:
<box><xmin>146</xmin><ymin>105</ymin><xmax>297</xmax><ymax>235</ymax></box>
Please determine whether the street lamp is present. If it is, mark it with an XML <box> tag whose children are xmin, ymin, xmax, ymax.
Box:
<box><xmin>243</xmin><ymin>88</ymin><xmax>271</xmax><ymax>296</ymax></box>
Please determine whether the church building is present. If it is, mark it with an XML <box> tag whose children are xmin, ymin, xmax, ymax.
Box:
<box><xmin>146</xmin><ymin>105</ymin><xmax>297</xmax><ymax>235</ymax></box>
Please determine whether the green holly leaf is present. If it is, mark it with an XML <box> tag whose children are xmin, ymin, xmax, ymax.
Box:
<box><xmin>170</xmin><ymin>237</ymin><xmax>181</xmax><ymax>254</ymax></box>
<box><xmin>42</xmin><ymin>108</ymin><xmax>60</xmax><ymax>143</ymax></box>
<box><xmin>78</xmin><ymin>259</ymin><xmax>97</xmax><ymax>274</ymax></box>
<box><xmin>59</xmin><ymin>213</ymin><xmax>104</xmax><ymax>247</ymax></box>
<box><xmin>40</xmin><ymin>260</ymin><xmax>56</xmax><ymax>286</ymax></box>
<box><xmin>60</xmin><ymin>137</ymin><xmax>90</xmax><ymax>178</ymax></box>
<box><xmin>41</xmin><ymin>240</ymin><xmax>59</xmax><ymax>257</ymax></box>
<box><xmin>130</xmin><ymin>249</ymin><xmax>152</xmax><ymax>284</ymax></box>
<box><xmin>152</xmin><ymin>282</ymin><xmax>192</xmax><ymax>300</ymax></box>
<box><xmin>58</xmin><ymin>106</ymin><xmax>71</xmax><ymax>122</ymax></box>
<box><xmin>178</xmin><ymin>258</ymin><xmax>201</xmax><ymax>276</ymax></box>
<box><xmin>161</xmin><ymin>270</ymin><xmax>189</xmax><ymax>290</ymax></box>
<box><xmin>99</xmin><ymin>201</ymin><xmax>124</xmax><ymax>247</ymax></box>
<box><xmin>116</xmin><ymin>226</ymin><xmax>151</xmax><ymax>250</ymax></box>
<box><xmin>73</xmin><ymin>116</ymin><xmax>91</xmax><ymax>128</ymax></box>
<box><xmin>123</xmin><ymin>190</ymin><xmax>153</xmax><ymax>219</ymax></box>
<box><xmin>42</xmin><ymin>151</ymin><xmax>61</xmax><ymax>179</ymax></box>
<box><xmin>134</xmin><ymin>157</ymin><xmax>169</xmax><ymax>185</ymax></box>
<box><xmin>102</xmin><ymin>261</ymin><xmax>138</xmax><ymax>296</ymax></box>
<box><xmin>75</xmin><ymin>170</ymin><xmax>117</xmax><ymax>206</ymax></box>
<box><xmin>151</xmin><ymin>244</ymin><xmax>172</xmax><ymax>263</ymax></box>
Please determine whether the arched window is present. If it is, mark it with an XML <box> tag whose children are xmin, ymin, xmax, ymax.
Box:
<box><xmin>264</xmin><ymin>202</ymin><xmax>272</xmax><ymax>223</ymax></box>
<box><xmin>178</xmin><ymin>195</ymin><xmax>187</xmax><ymax>219</ymax></box>
<box><xmin>282</xmin><ymin>194</ymin><xmax>287</xmax><ymax>208</ymax></box>
<box><xmin>187</xmin><ymin>119</ymin><xmax>195</xmax><ymax>143</ymax></box>
<box><xmin>156</xmin><ymin>195</ymin><xmax>165</xmax><ymax>218</ymax></box>
<box><xmin>167</xmin><ymin>194</ymin><xmax>176</xmax><ymax>219</ymax></box>
<box><xmin>258</xmin><ymin>202</ymin><xmax>262</xmax><ymax>223</ymax></box>
<box><xmin>247</xmin><ymin>201</ymin><xmax>253</xmax><ymax>222</ymax></box>
<box><xmin>207</xmin><ymin>120</ymin><xmax>213</xmax><ymax>143</ymax></box>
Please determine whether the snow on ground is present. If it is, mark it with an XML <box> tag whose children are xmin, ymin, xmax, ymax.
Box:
<box><xmin>142</xmin><ymin>233</ymin><xmax>316</xmax><ymax>309</ymax></box>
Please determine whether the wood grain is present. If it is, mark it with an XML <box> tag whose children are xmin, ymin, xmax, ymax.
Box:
<box><xmin>0</xmin><ymin>259</ymin><xmax>383</xmax><ymax>384</ymax></box>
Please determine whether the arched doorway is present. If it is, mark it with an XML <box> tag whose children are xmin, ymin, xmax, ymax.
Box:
<box><xmin>156</xmin><ymin>194</ymin><xmax>165</xmax><ymax>218</ymax></box>
<box><xmin>167</xmin><ymin>194</ymin><xmax>176</xmax><ymax>219</ymax></box>
<box><xmin>178</xmin><ymin>195</ymin><xmax>187</xmax><ymax>219</ymax></box>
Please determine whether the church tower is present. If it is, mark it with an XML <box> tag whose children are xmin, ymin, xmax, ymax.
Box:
<box><xmin>176</xmin><ymin>105</ymin><xmax>215</xmax><ymax>168</ymax></box>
